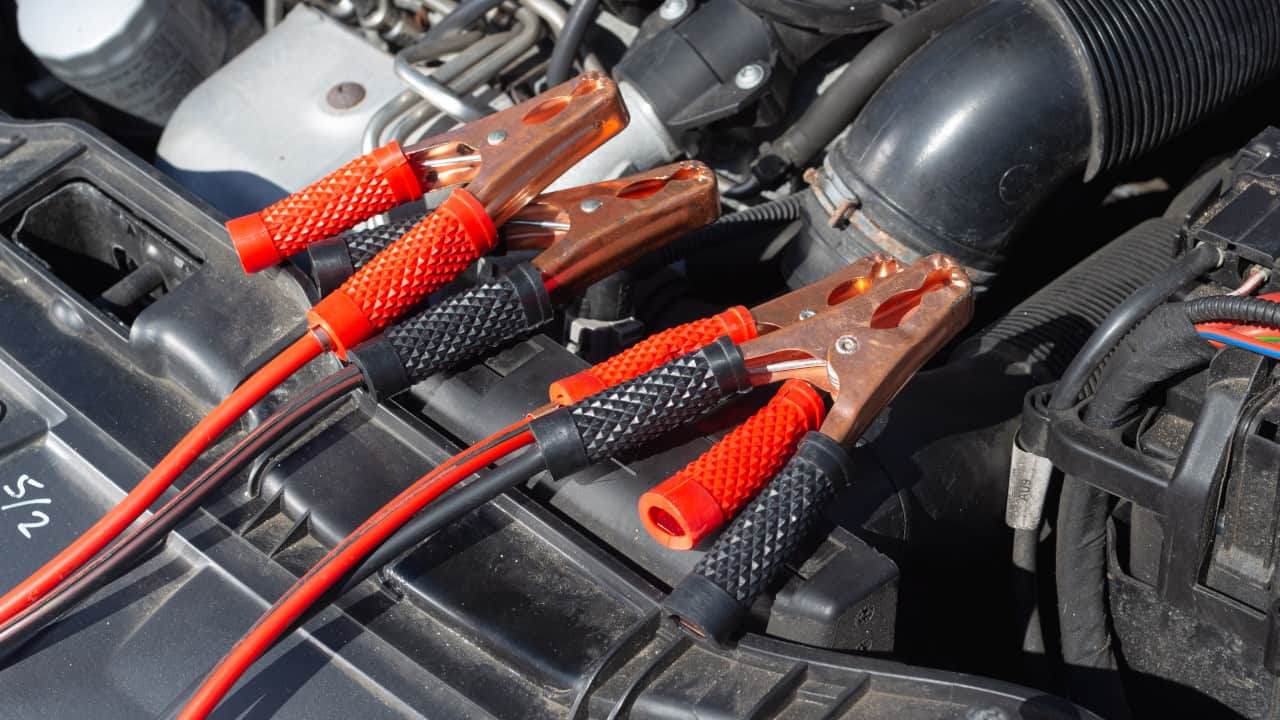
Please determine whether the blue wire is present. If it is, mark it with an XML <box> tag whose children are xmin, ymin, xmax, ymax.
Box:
<box><xmin>1198</xmin><ymin>330</ymin><xmax>1280</xmax><ymax>360</ymax></box>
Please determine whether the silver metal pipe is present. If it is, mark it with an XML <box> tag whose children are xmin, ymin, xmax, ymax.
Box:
<box><xmin>384</xmin><ymin>29</ymin><xmax>513</xmax><ymax>141</ymax></box>
<box><xmin>361</xmin><ymin>29</ymin><xmax>483</xmax><ymax>152</ymax></box>
<box><xmin>394</xmin><ymin>21</ymin><xmax>509</xmax><ymax>122</ymax></box>
<box><xmin>396</xmin><ymin>63</ymin><xmax>487</xmax><ymax>122</ymax></box>
<box><xmin>265</xmin><ymin>0</ymin><xmax>284</xmax><ymax>29</ymax></box>
<box><xmin>399</xmin><ymin>7</ymin><xmax>542</xmax><ymax>143</ymax></box>
<box><xmin>521</xmin><ymin>0</ymin><xmax>565</xmax><ymax>35</ymax></box>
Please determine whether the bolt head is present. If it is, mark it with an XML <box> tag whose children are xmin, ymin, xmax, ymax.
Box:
<box><xmin>326</xmin><ymin>82</ymin><xmax>366</xmax><ymax>110</ymax></box>
<box><xmin>487</xmin><ymin>130</ymin><xmax>508</xmax><ymax>145</ymax></box>
<box><xmin>734</xmin><ymin>63</ymin><xmax>766</xmax><ymax>91</ymax></box>
<box><xmin>658</xmin><ymin>0</ymin><xmax>689</xmax><ymax>20</ymax></box>
<box><xmin>835</xmin><ymin>336</ymin><xmax>858</xmax><ymax>354</ymax></box>
<box><xmin>580</xmin><ymin>199</ymin><xmax>603</xmax><ymax>213</ymax></box>
<box><xmin>798</xmin><ymin>309</ymin><xmax>816</xmax><ymax>320</ymax></box>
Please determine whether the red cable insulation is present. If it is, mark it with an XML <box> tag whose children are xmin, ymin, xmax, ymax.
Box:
<box><xmin>0</xmin><ymin>333</ymin><xmax>324</xmax><ymax>624</ymax></box>
<box><xmin>179</xmin><ymin>425</ymin><xmax>535</xmax><ymax>720</ymax></box>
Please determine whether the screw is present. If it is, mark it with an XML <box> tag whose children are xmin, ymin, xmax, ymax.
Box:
<box><xmin>836</xmin><ymin>336</ymin><xmax>858</xmax><ymax>354</ymax></box>
<box><xmin>580</xmin><ymin>199</ymin><xmax>603</xmax><ymax>213</ymax></box>
<box><xmin>966</xmin><ymin>708</ymin><xmax>1009</xmax><ymax>720</ymax></box>
<box><xmin>487</xmin><ymin>130</ymin><xmax>507</xmax><ymax>145</ymax></box>
<box><xmin>325</xmin><ymin>82</ymin><xmax>366</xmax><ymax>110</ymax></box>
<box><xmin>798</xmin><ymin>309</ymin><xmax>816</xmax><ymax>320</ymax></box>
<box><xmin>734</xmin><ymin>63</ymin><xmax>766</xmax><ymax>91</ymax></box>
<box><xmin>658</xmin><ymin>0</ymin><xmax>688</xmax><ymax>20</ymax></box>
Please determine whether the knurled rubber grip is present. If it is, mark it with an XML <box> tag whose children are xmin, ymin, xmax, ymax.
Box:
<box><xmin>567</xmin><ymin>337</ymin><xmax>749</xmax><ymax>464</ymax></box>
<box><xmin>227</xmin><ymin>141</ymin><xmax>423</xmax><ymax>273</ymax></box>
<box><xmin>345</xmin><ymin>215</ymin><xmax>423</xmax><ymax>271</ymax></box>
<box><xmin>687</xmin><ymin>432</ymin><xmax>852</xmax><ymax>608</ymax></box>
<box><xmin>383</xmin><ymin>263</ymin><xmax>554</xmax><ymax>385</ymax></box>
<box><xmin>549</xmin><ymin>306</ymin><xmax>757</xmax><ymax>406</ymax></box>
<box><xmin>639</xmin><ymin>380</ymin><xmax>825</xmax><ymax>550</ymax></box>
<box><xmin>307</xmin><ymin>189</ymin><xmax>496</xmax><ymax>357</ymax></box>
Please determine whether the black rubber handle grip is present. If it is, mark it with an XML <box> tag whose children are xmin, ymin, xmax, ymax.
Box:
<box><xmin>387</xmin><ymin>262</ymin><xmax>553</xmax><ymax>383</ymax></box>
<box><xmin>348</xmin><ymin>263</ymin><xmax>553</xmax><ymax>398</ymax></box>
<box><xmin>565</xmin><ymin>337</ymin><xmax>749</xmax><ymax>464</ymax></box>
<box><xmin>663</xmin><ymin>431</ymin><xmax>853</xmax><ymax>645</ymax></box>
<box><xmin>306</xmin><ymin>215</ymin><xmax>425</xmax><ymax>296</ymax></box>
<box><xmin>345</xmin><ymin>215</ymin><xmax>423</xmax><ymax>270</ymax></box>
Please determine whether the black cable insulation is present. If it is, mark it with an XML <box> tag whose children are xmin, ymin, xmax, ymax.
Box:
<box><xmin>1183</xmin><ymin>294</ymin><xmax>1280</xmax><ymax>327</ymax></box>
<box><xmin>759</xmin><ymin>0</ymin><xmax>986</xmax><ymax>177</ymax></box>
<box><xmin>639</xmin><ymin>193</ymin><xmax>806</xmax><ymax>270</ymax></box>
<box><xmin>1049</xmin><ymin>244</ymin><xmax>1220</xmax><ymax>410</ymax></box>
<box><xmin>424</xmin><ymin>0</ymin><xmax>507</xmax><ymax>42</ymax></box>
<box><xmin>0</xmin><ymin>367</ymin><xmax>365</xmax><ymax>662</ymax></box>
<box><xmin>339</xmin><ymin>428</ymin><xmax>542</xmax><ymax>593</ymax></box>
<box><xmin>546</xmin><ymin>0</ymin><xmax>600</xmax><ymax>85</ymax></box>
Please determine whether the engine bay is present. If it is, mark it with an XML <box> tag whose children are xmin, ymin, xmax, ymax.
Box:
<box><xmin>1</xmin><ymin>0</ymin><xmax>1280</xmax><ymax>718</ymax></box>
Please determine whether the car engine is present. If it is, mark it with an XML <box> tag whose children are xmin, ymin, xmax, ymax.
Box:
<box><xmin>1</xmin><ymin>0</ymin><xmax>1279</xmax><ymax>718</ymax></box>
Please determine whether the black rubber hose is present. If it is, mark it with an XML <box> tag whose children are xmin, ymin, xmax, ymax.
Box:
<box><xmin>1055</xmin><ymin>478</ymin><xmax>1127</xmax><ymax>718</ymax></box>
<box><xmin>1183</xmin><ymin>295</ymin><xmax>1280</xmax><ymax>328</ymax></box>
<box><xmin>759</xmin><ymin>0</ymin><xmax>986</xmax><ymax>178</ymax></box>
<box><xmin>546</xmin><ymin>0</ymin><xmax>600</xmax><ymax>86</ymax></box>
<box><xmin>1049</xmin><ymin>244</ymin><xmax>1222</xmax><ymax>410</ymax></box>
<box><xmin>1012</xmin><ymin>528</ymin><xmax>1044</xmax><ymax>654</ymax></box>
<box><xmin>424</xmin><ymin>0</ymin><xmax>507</xmax><ymax>42</ymax></box>
<box><xmin>1056</xmin><ymin>302</ymin><xmax>1218</xmax><ymax>718</ymax></box>
<box><xmin>640</xmin><ymin>194</ymin><xmax>806</xmax><ymax>270</ymax></box>
<box><xmin>827</xmin><ymin>0</ymin><xmax>1280</xmax><ymax>276</ymax></box>
<box><xmin>340</xmin><ymin>448</ymin><xmax>547</xmax><ymax>594</ymax></box>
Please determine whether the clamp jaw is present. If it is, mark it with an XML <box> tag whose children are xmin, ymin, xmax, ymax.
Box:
<box><xmin>404</xmin><ymin>71</ymin><xmax>629</xmax><ymax>226</ymax></box>
<box><xmin>304</xmin><ymin>75</ymin><xmax>628</xmax><ymax>356</ymax></box>
<box><xmin>662</xmin><ymin>254</ymin><xmax>974</xmax><ymax>644</ymax></box>
<box><xmin>510</xmin><ymin>161</ymin><xmax>719</xmax><ymax>295</ymax></box>
<box><xmin>229</xmin><ymin>73</ymin><xmax>627</xmax><ymax>273</ymax></box>
<box><xmin>345</xmin><ymin>162</ymin><xmax>721</xmax><ymax>399</ymax></box>
<box><xmin>738</xmin><ymin>254</ymin><xmax>974</xmax><ymax>445</ymax></box>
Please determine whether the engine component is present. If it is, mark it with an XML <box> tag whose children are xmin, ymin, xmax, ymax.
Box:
<box><xmin>1020</xmin><ymin>128</ymin><xmax>1280</xmax><ymax>718</ymax></box>
<box><xmin>156</xmin><ymin>5</ymin><xmax>409</xmax><ymax>217</ymax></box>
<box><xmin>553</xmin><ymin>0</ymin><xmax>831</xmax><ymax>188</ymax></box>
<box><xmin>16</xmin><ymin>0</ymin><xmax>255</xmax><ymax>126</ymax></box>
<box><xmin>797</xmin><ymin>0</ymin><xmax>1280</xmax><ymax>286</ymax></box>
<box><xmin>663</xmin><ymin>254</ymin><xmax>974</xmax><ymax>645</ymax></box>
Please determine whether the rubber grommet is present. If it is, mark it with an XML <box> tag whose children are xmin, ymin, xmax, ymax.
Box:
<box><xmin>226</xmin><ymin>212</ymin><xmax>281</xmax><ymax>274</ymax></box>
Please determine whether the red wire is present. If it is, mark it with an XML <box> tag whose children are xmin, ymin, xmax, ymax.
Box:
<box><xmin>0</xmin><ymin>333</ymin><xmax>324</xmax><ymax>624</ymax></box>
<box><xmin>178</xmin><ymin>424</ymin><xmax>535</xmax><ymax>720</ymax></box>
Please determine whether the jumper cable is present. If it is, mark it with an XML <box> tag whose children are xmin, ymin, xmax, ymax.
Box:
<box><xmin>0</xmin><ymin>163</ymin><xmax>717</xmax><ymax>661</ymax></box>
<box><xmin>0</xmin><ymin>74</ymin><xmax>626</xmax><ymax>625</ymax></box>
<box><xmin>177</xmin><ymin>255</ymin><xmax>972</xmax><ymax>718</ymax></box>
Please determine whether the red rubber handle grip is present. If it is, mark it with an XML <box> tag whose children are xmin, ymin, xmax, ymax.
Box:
<box><xmin>639</xmin><ymin>380</ymin><xmax>825</xmax><ymax>550</ymax></box>
<box><xmin>227</xmin><ymin>142</ymin><xmax>424</xmax><ymax>273</ymax></box>
<box><xmin>307</xmin><ymin>188</ymin><xmax>496</xmax><ymax>357</ymax></box>
<box><xmin>548</xmin><ymin>306</ymin><xmax>758</xmax><ymax>406</ymax></box>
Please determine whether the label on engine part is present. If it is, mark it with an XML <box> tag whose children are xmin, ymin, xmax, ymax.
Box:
<box><xmin>1</xmin><ymin>474</ymin><xmax>51</xmax><ymax>540</ymax></box>
<box><xmin>1006</xmin><ymin>444</ymin><xmax>1053</xmax><ymax>530</ymax></box>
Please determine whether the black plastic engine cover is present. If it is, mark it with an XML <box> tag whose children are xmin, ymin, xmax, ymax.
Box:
<box><xmin>0</xmin><ymin>117</ymin><xmax>1086</xmax><ymax>719</ymax></box>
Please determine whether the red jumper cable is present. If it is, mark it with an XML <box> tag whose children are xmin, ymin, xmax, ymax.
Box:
<box><xmin>0</xmin><ymin>73</ymin><xmax>627</xmax><ymax>624</ymax></box>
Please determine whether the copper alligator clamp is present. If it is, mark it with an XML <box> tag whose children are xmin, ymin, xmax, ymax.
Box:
<box><xmin>227</xmin><ymin>72</ymin><xmax>629</xmax><ymax>274</ymax></box>
<box><xmin>297</xmin><ymin>74</ymin><xmax>628</xmax><ymax>358</ymax></box>
<box><xmin>521</xmin><ymin>254</ymin><xmax>972</xmax><ymax>645</ymax></box>
<box><xmin>662</xmin><ymin>254</ymin><xmax>973</xmax><ymax>643</ymax></box>
<box><xmin>342</xmin><ymin>161</ymin><xmax>722</xmax><ymax>400</ymax></box>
